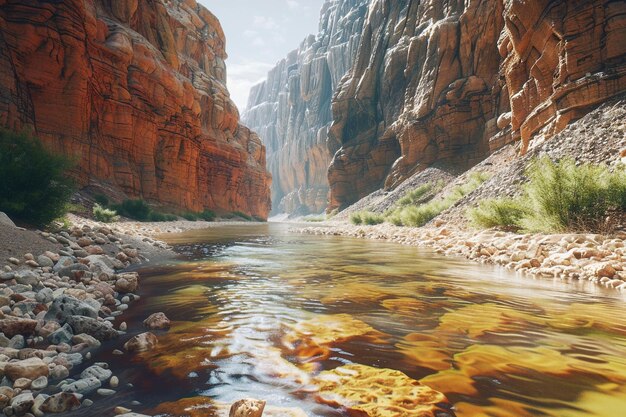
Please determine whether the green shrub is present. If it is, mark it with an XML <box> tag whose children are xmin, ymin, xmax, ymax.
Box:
<box><xmin>468</xmin><ymin>157</ymin><xmax>626</xmax><ymax>233</ymax></box>
<box><xmin>350</xmin><ymin>212</ymin><xmax>363</xmax><ymax>225</ymax></box>
<box><xmin>92</xmin><ymin>204</ymin><xmax>119</xmax><ymax>223</ymax></box>
<box><xmin>304</xmin><ymin>215</ymin><xmax>326</xmax><ymax>222</ymax></box>
<box><xmin>182</xmin><ymin>212</ymin><xmax>199</xmax><ymax>221</ymax></box>
<box><xmin>0</xmin><ymin>130</ymin><xmax>75</xmax><ymax>226</ymax></box>
<box><xmin>468</xmin><ymin>198</ymin><xmax>529</xmax><ymax>230</ymax></box>
<box><xmin>199</xmin><ymin>209</ymin><xmax>216</xmax><ymax>221</ymax></box>
<box><xmin>387</xmin><ymin>172</ymin><xmax>490</xmax><ymax>227</ymax></box>
<box><xmin>397</xmin><ymin>183</ymin><xmax>433</xmax><ymax>207</ymax></box>
<box><xmin>350</xmin><ymin>211</ymin><xmax>384</xmax><ymax>225</ymax></box>
<box><xmin>147</xmin><ymin>211</ymin><xmax>177</xmax><ymax>222</ymax></box>
<box><xmin>112</xmin><ymin>199</ymin><xmax>151</xmax><ymax>221</ymax></box>
<box><xmin>232</xmin><ymin>211</ymin><xmax>252</xmax><ymax>221</ymax></box>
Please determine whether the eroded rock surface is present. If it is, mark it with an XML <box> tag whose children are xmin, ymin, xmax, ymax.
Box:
<box><xmin>243</xmin><ymin>0</ymin><xmax>368</xmax><ymax>215</ymax></box>
<box><xmin>0</xmin><ymin>0</ymin><xmax>271</xmax><ymax>218</ymax></box>
<box><xmin>313</xmin><ymin>364</ymin><xmax>455</xmax><ymax>416</ymax></box>
<box><xmin>327</xmin><ymin>0</ymin><xmax>626</xmax><ymax>211</ymax></box>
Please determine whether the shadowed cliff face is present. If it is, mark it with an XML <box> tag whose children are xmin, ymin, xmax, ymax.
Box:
<box><xmin>327</xmin><ymin>0</ymin><xmax>626</xmax><ymax>211</ymax></box>
<box><xmin>0</xmin><ymin>0</ymin><xmax>271</xmax><ymax>219</ymax></box>
<box><xmin>243</xmin><ymin>0</ymin><xmax>369</xmax><ymax>216</ymax></box>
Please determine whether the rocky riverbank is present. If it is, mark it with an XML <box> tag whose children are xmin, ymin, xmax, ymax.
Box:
<box><xmin>0</xmin><ymin>212</ymin><xmax>197</xmax><ymax>417</ymax></box>
<box><xmin>298</xmin><ymin>222</ymin><xmax>626</xmax><ymax>295</ymax></box>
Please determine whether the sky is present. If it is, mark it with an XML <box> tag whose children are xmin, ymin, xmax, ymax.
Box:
<box><xmin>199</xmin><ymin>0</ymin><xmax>327</xmax><ymax>111</ymax></box>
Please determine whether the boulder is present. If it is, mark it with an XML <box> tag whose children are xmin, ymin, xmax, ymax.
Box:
<box><xmin>48</xmin><ymin>323</ymin><xmax>74</xmax><ymax>345</ymax></box>
<box><xmin>55</xmin><ymin>263</ymin><xmax>90</xmax><ymax>279</ymax></box>
<box><xmin>80</xmin><ymin>365</ymin><xmax>112</xmax><ymax>382</ymax></box>
<box><xmin>0</xmin><ymin>317</ymin><xmax>38</xmax><ymax>338</ymax></box>
<box><xmin>124</xmin><ymin>332</ymin><xmax>158</xmax><ymax>353</ymax></box>
<box><xmin>143</xmin><ymin>312</ymin><xmax>171</xmax><ymax>330</ymax></box>
<box><xmin>61</xmin><ymin>376</ymin><xmax>101</xmax><ymax>395</ymax></box>
<box><xmin>45</xmin><ymin>295</ymin><xmax>99</xmax><ymax>322</ymax></box>
<box><xmin>4</xmin><ymin>357</ymin><xmax>49</xmax><ymax>381</ymax></box>
<box><xmin>65</xmin><ymin>316</ymin><xmax>119</xmax><ymax>341</ymax></box>
<box><xmin>85</xmin><ymin>255</ymin><xmax>115</xmax><ymax>275</ymax></box>
<box><xmin>115</xmin><ymin>272</ymin><xmax>139</xmax><ymax>293</ymax></box>
<box><xmin>229</xmin><ymin>398</ymin><xmax>266</xmax><ymax>417</ymax></box>
<box><xmin>41</xmin><ymin>392</ymin><xmax>81</xmax><ymax>413</ymax></box>
<box><xmin>10</xmin><ymin>392</ymin><xmax>34</xmax><ymax>415</ymax></box>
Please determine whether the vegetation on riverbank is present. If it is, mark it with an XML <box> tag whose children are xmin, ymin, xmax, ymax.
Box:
<box><xmin>0</xmin><ymin>130</ymin><xmax>75</xmax><ymax>226</ymax></box>
<box><xmin>350</xmin><ymin>173</ymin><xmax>489</xmax><ymax>227</ymax></box>
<box><xmin>469</xmin><ymin>157</ymin><xmax>626</xmax><ymax>233</ymax></box>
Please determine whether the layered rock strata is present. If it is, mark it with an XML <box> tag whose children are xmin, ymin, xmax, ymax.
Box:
<box><xmin>327</xmin><ymin>0</ymin><xmax>626</xmax><ymax>211</ymax></box>
<box><xmin>243</xmin><ymin>0</ymin><xmax>369</xmax><ymax>215</ymax></box>
<box><xmin>0</xmin><ymin>0</ymin><xmax>271</xmax><ymax>218</ymax></box>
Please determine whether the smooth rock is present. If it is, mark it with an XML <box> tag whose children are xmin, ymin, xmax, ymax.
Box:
<box><xmin>4</xmin><ymin>357</ymin><xmax>48</xmax><ymax>381</ymax></box>
<box><xmin>123</xmin><ymin>332</ymin><xmax>158</xmax><ymax>353</ymax></box>
<box><xmin>143</xmin><ymin>312</ymin><xmax>171</xmax><ymax>330</ymax></box>
<box><xmin>229</xmin><ymin>398</ymin><xmax>266</xmax><ymax>417</ymax></box>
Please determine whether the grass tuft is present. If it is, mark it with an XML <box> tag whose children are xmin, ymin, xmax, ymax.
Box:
<box><xmin>92</xmin><ymin>204</ymin><xmax>119</xmax><ymax>223</ymax></box>
<box><xmin>468</xmin><ymin>157</ymin><xmax>626</xmax><ymax>233</ymax></box>
<box><xmin>350</xmin><ymin>211</ymin><xmax>385</xmax><ymax>225</ymax></box>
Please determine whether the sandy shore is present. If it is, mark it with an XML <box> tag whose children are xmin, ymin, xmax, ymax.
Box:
<box><xmin>297</xmin><ymin>221</ymin><xmax>626</xmax><ymax>294</ymax></box>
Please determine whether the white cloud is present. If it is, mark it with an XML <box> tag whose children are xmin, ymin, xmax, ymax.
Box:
<box><xmin>227</xmin><ymin>60</ymin><xmax>275</xmax><ymax>110</ymax></box>
<box><xmin>252</xmin><ymin>37</ymin><xmax>266</xmax><ymax>47</ymax></box>
<box><xmin>243</xmin><ymin>29</ymin><xmax>258</xmax><ymax>38</ymax></box>
<box><xmin>286</xmin><ymin>0</ymin><xmax>300</xmax><ymax>10</ymax></box>
<box><xmin>252</xmin><ymin>15</ymin><xmax>279</xmax><ymax>30</ymax></box>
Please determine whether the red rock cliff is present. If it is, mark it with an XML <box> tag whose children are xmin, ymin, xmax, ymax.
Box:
<box><xmin>0</xmin><ymin>0</ymin><xmax>271</xmax><ymax>218</ymax></box>
<box><xmin>327</xmin><ymin>0</ymin><xmax>626</xmax><ymax>211</ymax></box>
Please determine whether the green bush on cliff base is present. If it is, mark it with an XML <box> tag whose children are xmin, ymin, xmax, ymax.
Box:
<box><xmin>182</xmin><ymin>209</ymin><xmax>215</xmax><ymax>222</ymax></box>
<box><xmin>92</xmin><ymin>204</ymin><xmax>119</xmax><ymax>223</ymax></box>
<box><xmin>112</xmin><ymin>199</ymin><xmax>151</xmax><ymax>221</ymax></box>
<box><xmin>387</xmin><ymin>172</ymin><xmax>490</xmax><ymax>227</ymax></box>
<box><xmin>350</xmin><ymin>211</ymin><xmax>385</xmax><ymax>225</ymax></box>
<box><xmin>468</xmin><ymin>157</ymin><xmax>626</xmax><ymax>233</ymax></box>
<box><xmin>0</xmin><ymin>130</ymin><xmax>75</xmax><ymax>226</ymax></box>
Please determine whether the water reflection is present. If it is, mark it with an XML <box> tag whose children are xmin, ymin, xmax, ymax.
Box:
<box><xmin>110</xmin><ymin>223</ymin><xmax>626</xmax><ymax>416</ymax></box>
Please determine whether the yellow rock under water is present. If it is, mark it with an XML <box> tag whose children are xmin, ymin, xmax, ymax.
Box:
<box><xmin>282</xmin><ymin>314</ymin><xmax>388</xmax><ymax>362</ymax></box>
<box><xmin>397</xmin><ymin>333</ymin><xmax>454</xmax><ymax>372</ymax></box>
<box><xmin>436</xmin><ymin>303</ymin><xmax>544</xmax><ymax>338</ymax></box>
<box><xmin>381</xmin><ymin>297</ymin><xmax>430</xmax><ymax>314</ymax></box>
<box><xmin>312</xmin><ymin>364</ymin><xmax>454</xmax><ymax>417</ymax></box>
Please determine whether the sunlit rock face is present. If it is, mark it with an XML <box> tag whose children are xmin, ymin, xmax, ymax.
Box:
<box><xmin>327</xmin><ymin>0</ymin><xmax>626</xmax><ymax>211</ymax></box>
<box><xmin>0</xmin><ymin>0</ymin><xmax>271</xmax><ymax>219</ymax></box>
<box><xmin>243</xmin><ymin>0</ymin><xmax>369</xmax><ymax>215</ymax></box>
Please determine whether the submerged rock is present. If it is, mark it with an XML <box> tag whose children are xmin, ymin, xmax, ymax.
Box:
<box><xmin>143</xmin><ymin>312</ymin><xmax>171</xmax><ymax>330</ymax></box>
<box><xmin>124</xmin><ymin>332</ymin><xmax>158</xmax><ymax>353</ymax></box>
<box><xmin>229</xmin><ymin>398</ymin><xmax>266</xmax><ymax>417</ymax></box>
<box><xmin>313</xmin><ymin>364</ymin><xmax>454</xmax><ymax>417</ymax></box>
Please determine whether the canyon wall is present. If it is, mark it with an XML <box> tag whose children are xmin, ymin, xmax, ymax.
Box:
<box><xmin>243</xmin><ymin>0</ymin><xmax>369</xmax><ymax>215</ymax></box>
<box><xmin>0</xmin><ymin>0</ymin><xmax>271</xmax><ymax>218</ymax></box>
<box><xmin>327</xmin><ymin>0</ymin><xmax>626</xmax><ymax>211</ymax></box>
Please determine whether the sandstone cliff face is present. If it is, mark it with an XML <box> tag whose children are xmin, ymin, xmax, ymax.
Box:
<box><xmin>0</xmin><ymin>0</ymin><xmax>271</xmax><ymax>218</ymax></box>
<box><xmin>327</xmin><ymin>0</ymin><xmax>626</xmax><ymax>211</ymax></box>
<box><xmin>243</xmin><ymin>0</ymin><xmax>368</xmax><ymax>215</ymax></box>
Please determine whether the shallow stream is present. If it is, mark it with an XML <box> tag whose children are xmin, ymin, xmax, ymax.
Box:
<box><xmin>73</xmin><ymin>223</ymin><xmax>626</xmax><ymax>416</ymax></box>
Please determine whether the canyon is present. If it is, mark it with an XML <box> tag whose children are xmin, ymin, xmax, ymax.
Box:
<box><xmin>243</xmin><ymin>0</ymin><xmax>369</xmax><ymax>215</ymax></box>
<box><xmin>0</xmin><ymin>0</ymin><xmax>271</xmax><ymax>219</ymax></box>
<box><xmin>248</xmin><ymin>0</ymin><xmax>626</xmax><ymax>214</ymax></box>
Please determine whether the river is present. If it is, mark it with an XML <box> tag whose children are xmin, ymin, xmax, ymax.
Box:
<box><xmin>72</xmin><ymin>223</ymin><xmax>626</xmax><ymax>417</ymax></box>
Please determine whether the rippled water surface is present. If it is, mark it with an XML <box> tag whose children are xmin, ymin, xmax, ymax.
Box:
<box><xmin>91</xmin><ymin>223</ymin><xmax>626</xmax><ymax>416</ymax></box>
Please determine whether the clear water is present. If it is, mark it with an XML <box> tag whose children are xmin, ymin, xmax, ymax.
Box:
<box><xmin>70</xmin><ymin>223</ymin><xmax>626</xmax><ymax>416</ymax></box>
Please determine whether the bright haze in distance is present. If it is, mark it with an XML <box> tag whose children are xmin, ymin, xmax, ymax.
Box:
<box><xmin>199</xmin><ymin>0</ymin><xmax>326</xmax><ymax>112</ymax></box>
